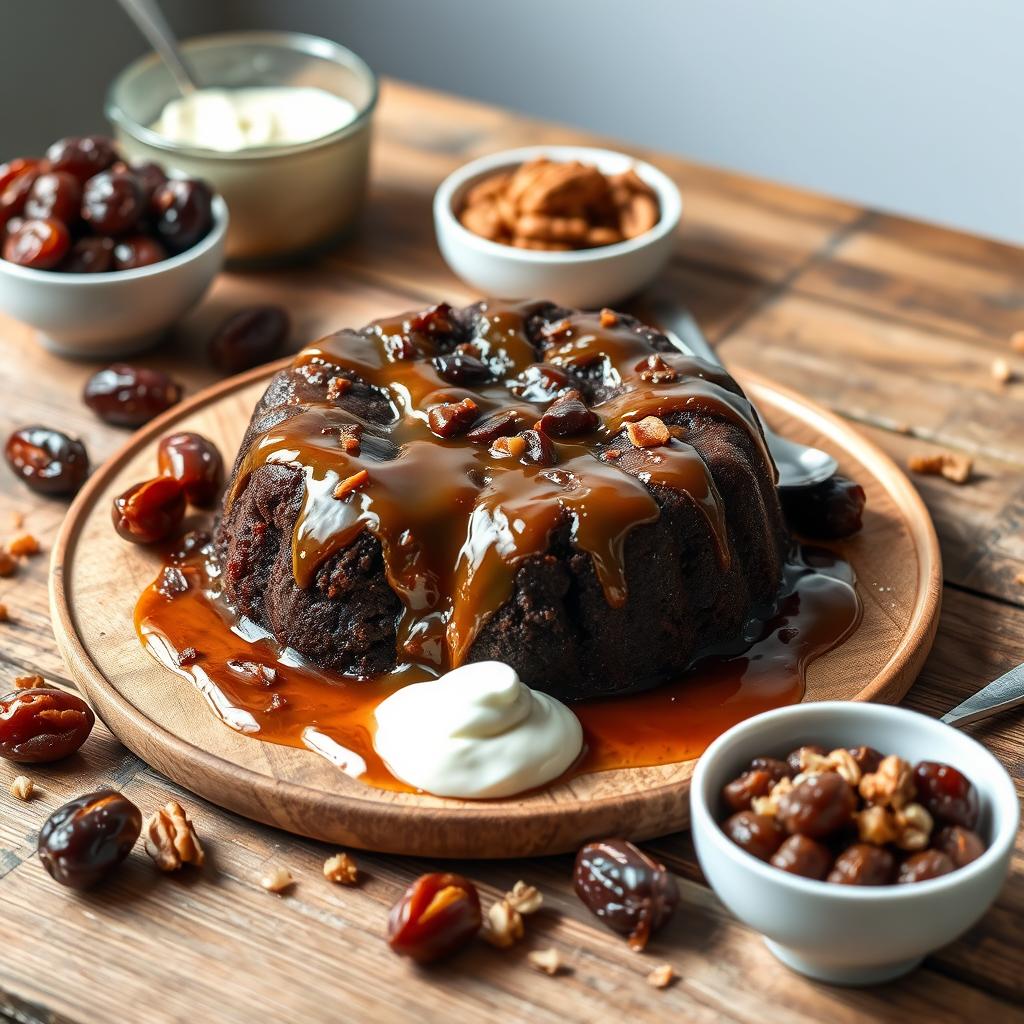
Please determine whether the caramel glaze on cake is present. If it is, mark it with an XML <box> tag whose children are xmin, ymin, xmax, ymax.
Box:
<box><xmin>215</xmin><ymin>299</ymin><xmax>788</xmax><ymax>701</ymax></box>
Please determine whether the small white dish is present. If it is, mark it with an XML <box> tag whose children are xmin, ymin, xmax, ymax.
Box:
<box><xmin>690</xmin><ymin>701</ymin><xmax>1018</xmax><ymax>986</ymax></box>
<box><xmin>433</xmin><ymin>144</ymin><xmax>682</xmax><ymax>308</ymax></box>
<box><xmin>0</xmin><ymin>195</ymin><xmax>227</xmax><ymax>359</ymax></box>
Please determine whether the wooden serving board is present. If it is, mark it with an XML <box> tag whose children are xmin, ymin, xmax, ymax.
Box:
<box><xmin>49</xmin><ymin>362</ymin><xmax>941</xmax><ymax>858</ymax></box>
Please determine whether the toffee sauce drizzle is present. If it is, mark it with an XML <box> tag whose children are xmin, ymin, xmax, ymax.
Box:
<box><xmin>135</xmin><ymin>301</ymin><xmax>862</xmax><ymax>791</ymax></box>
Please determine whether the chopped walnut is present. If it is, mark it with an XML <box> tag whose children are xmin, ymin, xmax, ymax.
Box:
<box><xmin>859</xmin><ymin>754</ymin><xmax>916</xmax><ymax>809</ymax></box>
<box><xmin>7</xmin><ymin>533</ymin><xmax>40</xmax><ymax>558</ymax></box>
<box><xmin>599</xmin><ymin>308</ymin><xmax>619</xmax><ymax>328</ymax></box>
<box><xmin>9</xmin><ymin>776</ymin><xmax>33</xmax><ymax>801</ymax></box>
<box><xmin>800</xmin><ymin>747</ymin><xmax>861</xmax><ymax>787</ymax></box>
<box><xmin>991</xmin><ymin>357</ymin><xmax>1013</xmax><ymax>384</ymax></box>
<box><xmin>144</xmin><ymin>801</ymin><xmax>205</xmax><ymax>871</ymax></box>
<box><xmin>260</xmin><ymin>866</ymin><xmax>294</xmax><ymax>893</ymax></box>
<box><xmin>751</xmin><ymin>776</ymin><xmax>793</xmax><ymax>817</ymax></box>
<box><xmin>856</xmin><ymin>804</ymin><xmax>898</xmax><ymax>845</ymax></box>
<box><xmin>646</xmin><ymin>963</ymin><xmax>675</xmax><ymax>989</ymax></box>
<box><xmin>0</xmin><ymin>551</ymin><xmax>16</xmax><ymax>578</ymax></box>
<box><xmin>491</xmin><ymin>434</ymin><xmax>528</xmax><ymax>459</ymax></box>
<box><xmin>527</xmin><ymin>948</ymin><xmax>564</xmax><ymax>975</ymax></box>
<box><xmin>13</xmin><ymin>674</ymin><xmax>43</xmax><ymax>689</ymax></box>
<box><xmin>323</xmin><ymin>852</ymin><xmax>358</xmax><ymax>885</ymax></box>
<box><xmin>626</xmin><ymin>416</ymin><xmax>671</xmax><ymax>449</ymax></box>
<box><xmin>893</xmin><ymin>803</ymin><xmax>934</xmax><ymax>851</ymax></box>
<box><xmin>326</xmin><ymin>376</ymin><xmax>352</xmax><ymax>400</ymax></box>
<box><xmin>482</xmin><ymin>898</ymin><xmax>524</xmax><ymax>948</ymax></box>
<box><xmin>333</xmin><ymin>469</ymin><xmax>370</xmax><ymax>499</ymax></box>
<box><xmin>505</xmin><ymin>880</ymin><xmax>543</xmax><ymax>915</ymax></box>
<box><xmin>907</xmin><ymin>452</ymin><xmax>972</xmax><ymax>485</ymax></box>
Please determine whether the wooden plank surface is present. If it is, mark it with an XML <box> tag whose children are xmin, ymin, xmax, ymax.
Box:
<box><xmin>0</xmin><ymin>77</ymin><xmax>1022</xmax><ymax>1023</ymax></box>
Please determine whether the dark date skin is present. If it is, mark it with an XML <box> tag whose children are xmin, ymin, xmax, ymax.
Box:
<box><xmin>827</xmin><ymin>843</ymin><xmax>895</xmax><ymax>885</ymax></box>
<box><xmin>62</xmin><ymin>236</ymin><xmax>115</xmax><ymax>274</ymax></box>
<box><xmin>913</xmin><ymin>761</ymin><xmax>979</xmax><ymax>830</ymax></box>
<box><xmin>897</xmin><ymin>850</ymin><xmax>954</xmax><ymax>884</ymax></box>
<box><xmin>81</xmin><ymin>169</ymin><xmax>144</xmax><ymax>236</ymax></box>
<box><xmin>113</xmin><ymin>235</ymin><xmax>167</xmax><ymax>271</ymax></box>
<box><xmin>770</xmin><ymin>834</ymin><xmax>832</xmax><ymax>880</ymax></box>
<box><xmin>4</xmin><ymin>426</ymin><xmax>89</xmax><ymax>496</ymax></box>
<box><xmin>83</xmin><ymin>365</ymin><xmax>183</xmax><ymax>427</ymax></box>
<box><xmin>778</xmin><ymin>772</ymin><xmax>856</xmax><ymax>839</ymax></box>
<box><xmin>574</xmin><ymin>838</ymin><xmax>678</xmax><ymax>950</ymax></box>
<box><xmin>24</xmin><ymin>171</ymin><xmax>82</xmax><ymax>223</ymax></box>
<box><xmin>152</xmin><ymin>178</ymin><xmax>213</xmax><ymax>253</ymax></box>
<box><xmin>933</xmin><ymin>825</ymin><xmax>985</xmax><ymax>868</ymax></box>
<box><xmin>722</xmin><ymin>811</ymin><xmax>786</xmax><ymax>862</ymax></box>
<box><xmin>111</xmin><ymin>477</ymin><xmax>186</xmax><ymax>544</ymax></box>
<box><xmin>387</xmin><ymin>872</ymin><xmax>481</xmax><ymax>963</ymax></box>
<box><xmin>722</xmin><ymin>769</ymin><xmax>775</xmax><ymax>812</ymax></box>
<box><xmin>45</xmin><ymin>136</ymin><xmax>118</xmax><ymax>184</ymax></box>
<box><xmin>208</xmin><ymin>305</ymin><xmax>290</xmax><ymax>374</ymax></box>
<box><xmin>780</xmin><ymin>474</ymin><xmax>866</xmax><ymax>539</ymax></box>
<box><xmin>0</xmin><ymin>688</ymin><xmax>95</xmax><ymax>763</ymax></box>
<box><xmin>3</xmin><ymin>218</ymin><xmax>70</xmax><ymax>269</ymax></box>
<box><xmin>157</xmin><ymin>431</ymin><xmax>224</xmax><ymax>507</ymax></box>
<box><xmin>38</xmin><ymin>790</ymin><xmax>142</xmax><ymax>889</ymax></box>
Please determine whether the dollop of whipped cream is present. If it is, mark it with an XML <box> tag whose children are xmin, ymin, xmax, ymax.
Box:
<box><xmin>151</xmin><ymin>87</ymin><xmax>357</xmax><ymax>151</ymax></box>
<box><xmin>373</xmin><ymin>662</ymin><xmax>583</xmax><ymax>799</ymax></box>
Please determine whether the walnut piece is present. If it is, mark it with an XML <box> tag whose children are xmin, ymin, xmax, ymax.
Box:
<box><xmin>333</xmin><ymin>469</ymin><xmax>370</xmax><ymax>499</ymax></box>
<box><xmin>626</xmin><ymin>416</ymin><xmax>671</xmax><ymax>449</ymax></box>
<box><xmin>907</xmin><ymin>452</ymin><xmax>973</xmax><ymax>485</ymax></box>
<box><xmin>856</xmin><ymin>804</ymin><xmax>897</xmax><ymax>845</ymax></box>
<box><xmin>646</xmin><ymin>963</ymin><xmax>675</xmax><ymax>989</ymax></box>
<box><xmin>800</xmin><ymin>747</ymin><xmax>862</xmax><ymax>787</ymax></box>
<box><xmin>482</xmin><ymin>898</ymin><xmax>524</xmax><ymax>948</ymax></box>
<box><xmin>600</xmin><ymin>308</ymin><xmax>619</xmax><ymax>328</ymax></box>
<box><xmin>7</xmin><ymin>533</ymin><xmax>40</xmax><ymax>557</ymax></box>
<box><xmin>505</xmin><ymin>880</ymin><xmax>543</xmax><ymax>915</ymax></box>
<box><xmin>13</xmin><ymin>674</ymin><xmax>43</xmax><ymax>689</ymax></box>
<box><xmin>751</xmin><ymin>776</ymin><xmax>793</xmax><ymax>817</ymax></box>
<box><xmin>893</xmin><ymin>803</ymin><xmax>934</xmax><ymax>851</ymax></box>
<box><xmin>0</xmin><ymin>551</ymin><xmax>16</xmax><ymax>578</ymax></box>
<box><xmin>859</xmin><ymin>754</ymin><xmax>916</xmax><ymax>809</ymax></box>
<box><xmin>323</xmin><ymin>852</ymin><xmax>358</xmax><ymax>885</ymax></box>
<box><xmin>144</xmin><ymin>801</ymin><xmax>205</xmax><ymax>871</ymax></box>
<box><xmin>261</xmin><ymin>866</ymin><xmax>294</xmax><ymax>893</ymax></box>
<box><xmin>9</xmin><ymin>776</ymin><xmax>33</xmax><ymax>801</ymax></box>
<box><xmin>991</xmin><ymin>357</ymin><xmax>1013</xmax><ymax>384</ymax></box>
<box><xmin>527</xmin><ymin>948</ymin><xmax>564</xmax><ymax>975</ymax></box>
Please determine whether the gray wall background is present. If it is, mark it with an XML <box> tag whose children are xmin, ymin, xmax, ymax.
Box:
<box><xmin>5</xmin><ymin>0</ymin><xmax>1022</xmax><ymax>243</ymax></box>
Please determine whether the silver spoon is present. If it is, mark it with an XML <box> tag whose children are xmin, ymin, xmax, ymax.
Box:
<box><xmin>941</xmin><ymin>663</ymin><xmax>1024</xmax><ymax>728</ymax></box>
<box><xmin>116</xmin><ymin>0</ymin><xmax>199</xmax><ymax>96</ymax></box>
<box><xmin>654</xmin><ymin>303</ymin><xmax>839</xmax><ymax>490</ymax></box>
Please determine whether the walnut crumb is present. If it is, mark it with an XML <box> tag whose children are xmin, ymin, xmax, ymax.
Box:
<box><xmin>626</xmin><ymin>415</ymin><xmax>671</xmax><ymax>449</ymax></box>
<box><xmin>599</xmin><ymin>308</ymin><xmax>618</xmax><ymax>328</ymax></box>
<box><xmin>7</xmin><ymin>533</ymin><xmax>40</xmax><ymax>557</ymax></box>
<box><xmin>482</xmin><ymin>898</ymin><xmax>524</xmax><ymax>948</ymax></box>
<box><xmin>13</xmin><ymin>674</ymin><xmax>43</xmax><ymax>689</ymax></box>
<box><xmin>326</xmin><ymin>376</ymin><xmax>352</xmax><ymax>400</ymax></box>
<box><xmin>859</xmin><ymin>754</ymin><xmax>916</xmax><ymax>809</ymax></box>
<box><xmin>907</xmin><ymin>452</ymin><xmax>972</xmax><ymax>484</ymax></box>
<box><xmin>323</xmin><ymin>852</ymin><xmax>358</xmax><ymax>885</ymax></box>
<box><xmin>260</xmin><ymin>866</ymin><xmax>293</xmax><ymax>893</ymax></box>
<box><xmin>144</xmin><ymin>801</ymin><xmax>205</xmax><ymax>871</ymax></box>
<box><xmin>0</xmin><ymin>551</ymin><xmax>16</xmax><ymax>578</ymax></box>
<box><xmin>991</xmin><ymin>357</ymin><xmax>1013</xmax><ymax>384</ymax></box>
<box><xmin>1011</xmin><ymin>330</ymin><xmax>1024</xmax><ymax>354</ymax></box>
<box><xmin>646</xmin><ymin>963</ymin><xmax>675</xmax><ymax>989</ymax></box>
<box><xmin>9</xmin><ymin>776</ymin><xmax>33</xmax><ymax>801</ymax></box>
<box><xmin>505</xmin><ymin>880</ymin><xmax>543</xmax><ymax>915</ymax></box>
<box><xmin>527</xmin><ymin>948</ymin><xmax>564</xmax><ymax>975</ymax></box>
<box><xmin>333</xmin><ymin>469</ymin><xmax>370</xmax><ymax>499</ymax></box>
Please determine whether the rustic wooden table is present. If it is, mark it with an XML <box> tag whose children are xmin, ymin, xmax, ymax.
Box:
<box><xmin>0</xmin><ymin>80</ymin><xmax>1022</xmax><ymax>1024</ymax></box>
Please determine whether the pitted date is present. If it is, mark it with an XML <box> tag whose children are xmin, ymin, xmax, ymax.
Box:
<box><xmin>4</xmin><ymin>426</ymin><xmax>89</xmax><ymax>496</ymax></box>
<box><xmin>778</xmin><ymin>771</ymin><xmax>856</xmax><ymax>839</ymax></box>
<box><xmin>387</xmin><ymin>872</ymin><xmax>482</xmax><ymax>962</ymax></box>
<box><xmin>913</xmin><ymin>761</ymin><xmax>979</xmax><ymax>830</ymax></box>
<box><xmin>573</xmin><ymin>838</ymin><xmax>678</xmax><ymax>950</ymax></box>
<box><xmin>208</xmin><ymin>305</ymin><xmax>290</xmax><ymax>374</ymax></box>
<box><xmin>111</xmin><ymin>477</ymin><xmax>186</xmax><ymax>544</ymax></box>
<box><xmin>83</xmin><ymin>364</ymin><xmax>183</xmax><ymax>426</ymax></box>
<box><xmin>38</xmin><ymin>789</ymin><xmax>142</xmax><ymax>889</ymax></box>
<box><xmin>0</xmin><ymin>687</ymin><xmax>95</xmax><ymax>763</ymax></box>
<box><xmin>157</xmin><ymin>432</ymin><xmax>224</xmax><ymax>507</ymax></box>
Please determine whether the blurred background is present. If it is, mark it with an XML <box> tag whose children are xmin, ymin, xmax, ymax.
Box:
<box><xmin>5</xmin><ymin>0</ymin><xmax>1022</xmax><ymax>243</ymax></box>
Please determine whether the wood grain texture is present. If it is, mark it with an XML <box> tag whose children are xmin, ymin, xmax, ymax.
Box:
<box><xmin>0</xmin><ymin>77</ymin><xmax>1021</xmax><ymax>1022</ymax></box>
<box><xmin>49</xmin><ymin>365</ymin><xmax>939</xmax><ymax>857</ymax></box>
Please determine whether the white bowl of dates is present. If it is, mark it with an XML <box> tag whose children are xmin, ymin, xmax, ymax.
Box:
<box><xmin>434</xmin><ymin>145</ymin><xmax>682</xmax><ymax>307</ymax></box>
<box><xmin>690</xmin><ymin>701</ymin><xmax>1017</xmax><ymax>986</ymax></box>
<box><xmin>0</xmin><ymin>135</ymin><xmax>226</xmax><ymax>358</ymax></box>
<box><xmin>106</xmin><ymin>31</ymin><xmax>377</xmax><ymax>265</ymax></box>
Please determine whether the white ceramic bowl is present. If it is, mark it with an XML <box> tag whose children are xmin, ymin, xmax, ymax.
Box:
<box><xmin>690</xmin><ymin>701</ymin><xmax>1018</xmax><ymax>986</ymax></box>
<box><xmin>0</xmin><ymin>195</ymin><xmax>227</xmax><ymax>359</ymax></box>
<box><xmin>433</xmin><ymin>145</ymin><xmax>682</xmax><ymax>307</ymax></box>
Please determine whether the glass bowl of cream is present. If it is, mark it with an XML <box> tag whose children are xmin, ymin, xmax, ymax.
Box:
<box><xmin>106</xmin><ymin>31</ymin><xmax>377</xmax><ymax>265</ymax></box>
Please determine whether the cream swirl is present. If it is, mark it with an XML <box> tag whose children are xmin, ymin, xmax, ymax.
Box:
<box><xmin>373</xmin><ymin>661</ymin><xmax>583</xmax><ymax>798</ymax></box>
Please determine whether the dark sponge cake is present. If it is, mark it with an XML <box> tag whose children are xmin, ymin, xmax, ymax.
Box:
<box><xmin>216</xmin><ymin>299</ymin><xmax>787</xmax><ymax>701</ymax></box>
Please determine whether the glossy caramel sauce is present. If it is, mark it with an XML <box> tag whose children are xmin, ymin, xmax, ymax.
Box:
<box><xmin>134</xmin><ymin>299</ymin><xmax>861</xmax><ymax>794</ymax></box>
<box><xmin>136</xmin><ymin>541</ymin><xmax>859</xmax><ymax>791</ymax></box>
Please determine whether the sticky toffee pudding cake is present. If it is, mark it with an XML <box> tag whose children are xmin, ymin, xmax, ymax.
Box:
<box><xmin>214</xmin><ymin>299</ymin><xmax>788</xmax><ymax>701</ymax></box>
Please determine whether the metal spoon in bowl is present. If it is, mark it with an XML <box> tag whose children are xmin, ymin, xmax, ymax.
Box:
<box><xmin>116</xmin><ymin>0</ymin><xmax>199</xmax><ymax>96</ymax></box>
<box><xmin>653</xmin><ymin>302</ymin><xmax>839</xmax><ymax>490</ymax></box>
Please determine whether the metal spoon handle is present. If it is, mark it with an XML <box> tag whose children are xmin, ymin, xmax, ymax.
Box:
<box><xmin>653</xmin><ymin>303</ymin><xmax>723</xmax><ymax>368</ymax></box>
<box><xmin>116</xmin><ymin>0</ymin><xmax>199</xmax><ymax>96</ymax></box>
<box><xmin>940</xmin><ymin>663</ymin><xmax>1024</xmax><ymax>728</ymax></box>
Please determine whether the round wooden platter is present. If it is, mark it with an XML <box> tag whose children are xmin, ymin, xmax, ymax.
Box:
<box><xmin>50</xmin><ymin>361</ymin><xmax>941</xmax><ymax>858</ymax></box>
